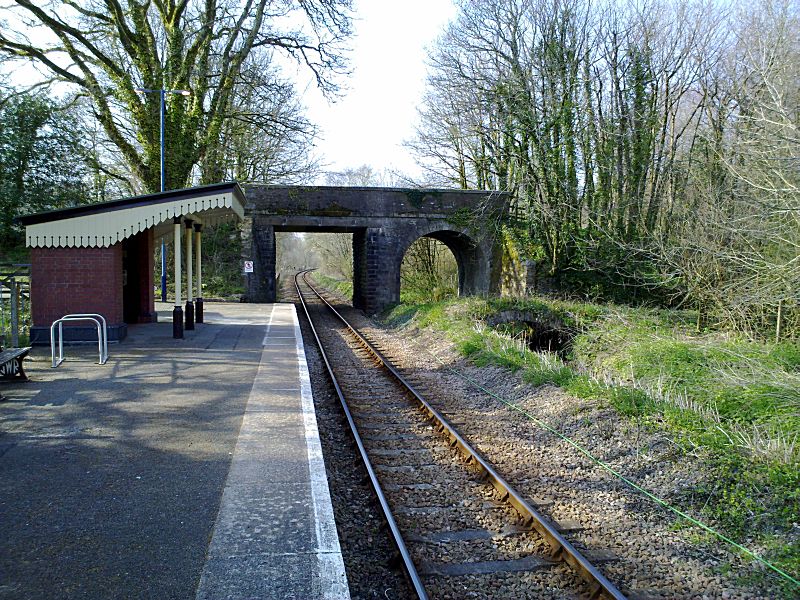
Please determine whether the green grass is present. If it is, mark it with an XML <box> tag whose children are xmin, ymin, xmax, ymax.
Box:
<box><xmin>576</xmin><ymin>319</ymin><xmax>800</xmax><ymax>431</ymax></box>
<box><xmin>384</xmin><ymin>296</ymin><xmax>799</xmax><ymax>457</ymax></box>
<box><xmin>381</xmin><ymin>294</ymin><xmax>800</xmax><ymax>593</ymax></box>
<box><xmin>311</xmin><ymin>273</ymin><xmax>353</xmax><ymax>301</ymax></box>
<box><xmin>400</xmin><ymin>283</ymin><xmax>457</xmax><ymax>305</ymax></box>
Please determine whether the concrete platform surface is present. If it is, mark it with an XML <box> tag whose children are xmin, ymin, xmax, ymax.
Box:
<box><xmin>0</xmin><ymin>302</ymin><xmax>348</xmax><ymax>600</ymax></box>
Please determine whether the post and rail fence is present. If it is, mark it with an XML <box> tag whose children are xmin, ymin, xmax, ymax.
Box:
<box><xmin>0</xmin><ymin>264</ymin><xmax>31</xmax><ymax>349</ymax></box>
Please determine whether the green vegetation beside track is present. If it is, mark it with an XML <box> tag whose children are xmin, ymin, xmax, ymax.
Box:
<box><xmin>312</xmin><ymin>272</ymin><xmax>354</xmax><ymax>300</ymax></box>
<box><xmin>381</xmin><ymin>295</ymin><xmax>799</xmax><ymax>593</ymax></box>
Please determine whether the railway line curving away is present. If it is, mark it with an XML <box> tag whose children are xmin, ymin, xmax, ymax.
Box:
<box><xmin>293</xmin><ymin>270</ymin><xmax>628</xmax><ymax>600</ymax></box>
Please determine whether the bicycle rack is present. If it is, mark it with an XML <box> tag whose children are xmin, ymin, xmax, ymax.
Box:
<box><xmin>50</xmin><ymin>314</ymin><xmax>108</xmax><ymax>368</ymax></box>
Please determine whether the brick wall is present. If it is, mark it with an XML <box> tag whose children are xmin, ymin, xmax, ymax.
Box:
<box><xmin>31</xmin><ymin>245</ymin><xmax>124</xmax><ymax>328</ymax></box>
<box><xmin>352</xmin><ymin>229</ymin><xmax>366</xmax><ymax>309</ymax></box>
<box><xmin>243</xmin><ymin>184</ymin><xmax>508</xmax><ymax>219</ymax></box>
<box><xmin>242</xmin><ymin>186</ymin><xmax>507</xmax><ymax>313</ymax></box>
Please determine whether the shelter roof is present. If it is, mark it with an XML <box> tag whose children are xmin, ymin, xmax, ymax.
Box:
<box><xmin>20</xmin><ymin>182</ymin><xmax>245</xmax><ymax>249</ymax></box>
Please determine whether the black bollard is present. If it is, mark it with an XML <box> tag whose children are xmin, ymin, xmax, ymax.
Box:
<box><xmin>185</xmin><ymin>300</ymin><xmax>195</xmax><ymax>330</ymax></box>
<box><xmin>173</xmin><ymin>306</ymin><xmax>184</xmax><ymax>339</ymax></box>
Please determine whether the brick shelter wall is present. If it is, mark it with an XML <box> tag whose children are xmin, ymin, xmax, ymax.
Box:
<box><xmin>30</xmin><ymin>245</ymin><xmax>124</xmax><ymax>341</ymax></box>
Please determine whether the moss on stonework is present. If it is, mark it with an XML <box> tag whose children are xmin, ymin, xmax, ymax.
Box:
<box><xmin>446</xmin><ymin>207</ymin><xmax>474</xmax><ymax>230</ymax></box>
<box><xmin>269</xmin><ymin>207</ymin><xmax>293</xmax><ymax>216</ymax></box>
<box><xmin>405</xmin><ymin>189</ymin><xmax>442</xmax><ymax>209</ymax></box>
<box><xmin>286</xmin><ymin>186</ymin><xmax>319</xmax><ymax>201</ymax></box>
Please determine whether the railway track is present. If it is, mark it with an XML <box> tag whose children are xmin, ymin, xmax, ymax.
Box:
<box><xmin>294</xmin><ymin>271</ymin><xmax>628</xmax><ymax>600</ymax></box>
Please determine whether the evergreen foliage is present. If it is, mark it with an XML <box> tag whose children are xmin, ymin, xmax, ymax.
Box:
<box><xmin>0</xmin><ymin>93</ymin><xmax>89</xmax><ymax>248</ymax></box>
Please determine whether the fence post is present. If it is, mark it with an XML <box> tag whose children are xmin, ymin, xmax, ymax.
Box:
<box><xmin>10</xmin><ymin>277</ymin><xmax>19</xmax><ymax>348</ymax></box>
<box><xmin>0</xmin><ymin>281</ymin><xmax>5</xmax><ymax>349</ymax></box>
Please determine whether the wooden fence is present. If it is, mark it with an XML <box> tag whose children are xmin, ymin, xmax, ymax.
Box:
<box><xmin>0</xmin><ymin>264</ymin><xmax>31</xmax><ymax>348</ymax></box>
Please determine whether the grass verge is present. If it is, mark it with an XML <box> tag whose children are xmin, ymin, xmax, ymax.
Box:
<box><xmin>382</xmin><ymin>295</ymin><xmax>799</xmax><ymax>594</ymax></box>
<box><xmin>311</xmin><ymin>273</ymin><xmax>353</xmax><ymax>302</ymax></box>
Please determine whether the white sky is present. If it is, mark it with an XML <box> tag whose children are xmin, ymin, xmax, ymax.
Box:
<box><xmin>2</xmin><ymin>0</ymin><xmax>457</xmax><ymax>183</ymax></box>
<box><xmin>302</xmin><ymin>0</ymin><xmax>457</xmax><ymax>181</ymax></box>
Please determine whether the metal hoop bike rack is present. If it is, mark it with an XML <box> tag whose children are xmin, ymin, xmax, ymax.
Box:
<box><xmin>50</xmin><ymin>313</ymin><xmax>108</xmax><ymax>368</ymax></box>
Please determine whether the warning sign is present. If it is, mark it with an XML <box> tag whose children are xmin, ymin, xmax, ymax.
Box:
<box><xmin>243</xmin><ymin>260</ymin><xmax>254</xmax><ymax>273</ymax></box>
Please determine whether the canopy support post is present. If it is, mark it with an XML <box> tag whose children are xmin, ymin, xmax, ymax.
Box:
<box><xmin>173</xmin><ymin>217</ymin><xmax>184</xmax><ymax>339</ymax></box>
<box><xmin>194</xmin><ymin>223</ymin><xmax>203</xmax><ymax>324</ymax></box>
<box><xmin>184</xmin><ymin>220</ymin><xmax>194</xmax><ymax>331</ymax></box>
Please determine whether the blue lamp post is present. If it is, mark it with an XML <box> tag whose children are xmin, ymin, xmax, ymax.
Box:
<box><xmin>135</xmin><ymin>87</ymin><xmax>190</xmax><ymax>303</ymax></box>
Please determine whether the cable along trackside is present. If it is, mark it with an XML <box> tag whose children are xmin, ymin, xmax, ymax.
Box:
<box><xmin>294</xmin><ymin>271</ymin><xmax>628</xmax><ymax>600</ymax></box>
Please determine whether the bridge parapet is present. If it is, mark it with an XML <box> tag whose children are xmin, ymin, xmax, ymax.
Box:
<box><xmin>244</xmin><ymin>184</ymin><xmax>506</xmax><ymax>221</ymax></box>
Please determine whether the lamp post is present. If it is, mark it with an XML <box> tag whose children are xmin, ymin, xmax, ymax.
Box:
<box><xmin>135</xmin><ymin>87</ymin><xmax>190</xmax><ymax>192</ymax></box>
<box><xmin>135</xmin><ymin>87</ymin><xmax>190</xmax><ymax>337</ymax></box>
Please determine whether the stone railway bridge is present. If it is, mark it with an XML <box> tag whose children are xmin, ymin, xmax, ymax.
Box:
<box><xmin>243</xmin><ymin>185</ymin><xmax>508</xmax><ymax>314</ymax></box>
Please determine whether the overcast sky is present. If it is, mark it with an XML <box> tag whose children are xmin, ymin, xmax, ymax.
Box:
<box><xmin>302</xmin><ymin>0</ymin><xmax>457</xmax><ymax>181</ymax></box>
<box><xmin>2</xmin><ymin>1</ymin><xmax>457</xmax><ymax>184</ymax></box>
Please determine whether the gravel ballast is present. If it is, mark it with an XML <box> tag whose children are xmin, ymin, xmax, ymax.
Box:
<box><xmin>290</xmin><ymin>277</ymin><xmax>789</xmax><ymax>599</ymax></box>
<box><xmin>336</xmin><ymin>305</ymin><xmax>786</xmax><ymax>599</ymax></box>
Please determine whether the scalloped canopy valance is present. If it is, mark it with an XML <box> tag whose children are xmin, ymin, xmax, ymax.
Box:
<box><xmin>20</xmin><ymin>182</ymin><xmax>245</xmax><ymax>249</ymax></box>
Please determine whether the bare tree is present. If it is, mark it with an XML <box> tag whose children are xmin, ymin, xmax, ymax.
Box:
<box><xmin>0</xmin><ymin>0</ymin><xmax>352</xmax><ymax>192</ymax></box>
<box><xmin>324</xmin><ymin>164</ymin><xmax>398</xmax><ymax>187</ymax></box>
<box><xmin>669</xmin><ymin>0</ymin><xmax>800</xmax><ymax>336</ymax></box>
<box><xmin>401</xmin><ymin>237</ymin><xmax>458</xmax><ymax>302</ymax></box>
<box><xmin>201</xmin><ymin>55</ymin><xmax>322</xmax><ymax>185</ymax></box>
<box><xmin>309</xmin><ymin>232</ymin><xmax>352</xmax><ymax>280</ymax></box>
<box><xmin>414</xmin><ymin>0</ymin><xmax>783</xmax><ymax>318</ymax></box>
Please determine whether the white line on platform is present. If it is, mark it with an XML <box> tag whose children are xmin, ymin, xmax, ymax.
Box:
<box><xmin>260</xmin><ymin>307</ymin><xmax>277</xmax><ymax>346</ymax></box>
<box><xmin>196</xmin><ymin>304</ymin><xmax>349</xmax><ymax>600</ymax></box>
<box><xmin>292</xmin><ymin>305</ymin><xmax>350</xmax><ymax>599</ymax></box>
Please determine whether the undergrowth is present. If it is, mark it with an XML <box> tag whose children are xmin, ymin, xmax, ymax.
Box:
<box><xmin>312</xmin><ymin>273</ymin><xmax>353</xmax><ymax>301</ymax></box>
<box><xmin>382</xmin><ymin>295</ymin><xmax>800</xmax><ymax>594</ymax></box>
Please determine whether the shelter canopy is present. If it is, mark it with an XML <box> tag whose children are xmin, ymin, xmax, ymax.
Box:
<box><xmin>20</xmin><ymin>182</ymin><xmax>245</xmax><ymax>248</ymax></box>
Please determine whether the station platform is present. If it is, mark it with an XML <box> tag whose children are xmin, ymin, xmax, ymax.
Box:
<box><xmin>0</xmin><ymin>302</ymin><xmax>349</xmax><ymax>600</ymax></box>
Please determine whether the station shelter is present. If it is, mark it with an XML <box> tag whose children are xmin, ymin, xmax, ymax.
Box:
<box><xmin>19</xmin><ymin>183</ymin><xmax>245</xmax><ymax>344</ymax></box>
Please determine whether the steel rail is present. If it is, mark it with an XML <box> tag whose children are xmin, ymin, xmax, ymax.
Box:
<box><xmin>301</xmin><ymin>271</ymin><xmax>628</xmax><ymax>600</ymax></box>
<box><xmin>294</xmin><ymin>272</ymin><xmax>430</xmax><ymax>600</ymax></box>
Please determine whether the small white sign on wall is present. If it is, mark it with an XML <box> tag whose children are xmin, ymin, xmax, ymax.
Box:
<box><xmin>243</xmin><ymin>260</ymin><xmax>254</xmax><ymax>273</ymax></box>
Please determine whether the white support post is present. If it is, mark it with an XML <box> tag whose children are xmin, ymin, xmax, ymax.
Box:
<box><xmin>195</xmin><ymin>225</ymin><xmax>202</xmax><ymax>299</ymax></box>
<box><xmin>194</xmin><ymin>223</ymin><xmax>203</xmax><ymax>324</ymax></box>
<box><xmin>186</xmin><ymin>222</ymin><xmax>193</xmax><ymax>302</ymax></box>
<box><xmin>174</xmin><ymin>219</ymin><xmax>182</xmax><ymax>307</ymax></box>
<box><xmin>185</xmin><ymin>220</ymin><xmax>195</xmax><ymax>330</ymax></box>
<box><xmin>172</xmin><ymin>217</ymin><xmax>184</xmax><ymax>338</ymax></box>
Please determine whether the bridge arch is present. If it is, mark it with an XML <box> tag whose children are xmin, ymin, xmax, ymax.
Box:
<box><xmin>395</xmin><ymin>225</ymin><xmax>487</xmax><ymax>298</ymax></box>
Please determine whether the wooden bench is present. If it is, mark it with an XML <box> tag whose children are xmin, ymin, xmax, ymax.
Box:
<box><xmin>0</xmin><ymin>347</ymin><xmax>31</xmax><ymax>381</ymax></box>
